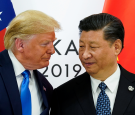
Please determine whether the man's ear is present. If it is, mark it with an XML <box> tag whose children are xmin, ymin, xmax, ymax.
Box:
<box><xmin>114</xmin><ymin>39</ymin><xmax>122</xmax><ymax>56</ymax></box>
<box><xmin>15</xmin><ymin>38</ymin><xmax>24</xmax><ymax>53</ymax></box>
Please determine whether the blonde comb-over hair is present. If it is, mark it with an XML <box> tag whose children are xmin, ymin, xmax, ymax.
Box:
<box><xmin>4</xmin><ymin>10</ymin><xmax>60</xmax><ymax>49</ymax></box>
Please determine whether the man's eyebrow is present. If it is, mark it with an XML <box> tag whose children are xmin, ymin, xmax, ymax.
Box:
<box><xmin>89</xmin><ymin>41</ymin><xmax>98</xmax><ymax>44</ymax></box>
<box><xmin>45</xmin><ymin>37</ymin><xmax>57</xmax><ymax>42</ymax></box>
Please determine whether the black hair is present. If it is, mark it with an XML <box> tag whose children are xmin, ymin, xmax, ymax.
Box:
<box><xmin>79</xmin><ymin>13</ymin><xmax>124</xmax><ymax>49</ymax></box>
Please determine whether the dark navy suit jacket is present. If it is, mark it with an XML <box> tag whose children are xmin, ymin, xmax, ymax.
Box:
<box><xmin>50</xmin><ymin>64</ymin><xmax>135</xmax><ymax>115</ymax></box>
<box><xmin>0</xmin><ymin>50</ymin><xmax>53</xmax><ymax>115</ymax></box>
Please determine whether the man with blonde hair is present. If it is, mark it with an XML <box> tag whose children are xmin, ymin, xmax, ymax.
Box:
<box><xmin>0</xmin><ymin>10</ymin><xmax>60</xmax><ymax>115</ymax></box>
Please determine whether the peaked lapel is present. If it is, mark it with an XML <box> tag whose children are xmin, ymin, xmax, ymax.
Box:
<box><xmin>34</xmin><ymin>70</ymin><xmax>49</xmax><ymax>115</ymax></box>
<box><xmin>74</xmin><ymin>72</ymin><xmax>96</xmax><ymax>115</ymax></box>
<box><xmin>0</xmin><ymin>50</ymin><xmax>22</xmax><ymax>115</ymax></box>
<box><xmin>112</xmin><ymin>65</ymin><xmax>135</xmax><ymax>115</ymax></box>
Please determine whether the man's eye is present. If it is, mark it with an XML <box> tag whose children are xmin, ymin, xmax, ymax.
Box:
<box><xmin>90</xmin><ymin>46</ymin><xmax>99</xmax><ymax>49</ymax></box>
<box><xmin>41</xmin><ymin>44</ymin><xmax>47</xmax><ymax>46</ymax></box>
<box><xmin>91</xmin><ymin>46</ymin><xmax>96</xmax><ymax>48</ymax></box>
<box><xmin>80</xmin><ymin>46</ymin><xmax>84</xmax><ymax>47</ymax></box>
<box><xmin>41</xmin><ymin>43</ymin><xmax>49</xmax><ymax>46</ymax></box>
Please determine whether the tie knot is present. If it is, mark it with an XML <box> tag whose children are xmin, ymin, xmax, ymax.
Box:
<box><xmin>98</xmin><ymin>82</ymin><xmax>107</xmax><ymax>91</ymax></box>
<box><xmin>21</xmin><ymin>70</ymin><xmax>30</xmax><ymax>79</ymax></box>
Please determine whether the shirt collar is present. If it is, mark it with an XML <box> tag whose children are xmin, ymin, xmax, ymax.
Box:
<box><xmin>8</xmin><ymin>49</ymin><xmax>33</xmax><ymax>77</ymax></box>
<box><xmin>90</xmin><ymin>65</ymin><xmax>121</xmax><ymax>93</ymax></box>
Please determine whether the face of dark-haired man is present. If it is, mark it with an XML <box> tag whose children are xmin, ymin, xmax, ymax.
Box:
<box><xmin>79</xmin><ymin>30</ymin><xmax>122</xmax><ymax>81</ymax></box>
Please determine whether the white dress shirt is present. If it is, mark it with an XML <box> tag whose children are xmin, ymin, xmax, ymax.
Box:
<box><xmin>90</xmin><ymin>65</ymin><xmax>120</xmax><ymax>113</ymax></box>
<box><xmin>8</xmin><ymin>49</ymin><xmax>44</xmax><ymax>115</ymax></box>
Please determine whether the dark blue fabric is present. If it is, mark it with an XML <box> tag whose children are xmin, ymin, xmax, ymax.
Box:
<box><xmin>96</xmin><ymin>82</ymin><xmax>111</xmax><ymax>115</ymax></box>
<box><xmin>0</xmin><ymin>50</ymin><xmax>53</xmax><ymax>115</ymax></box>
<box><xmin>0</xmin><ymin>0</ymin><xmax>16</xmax><ymax>31</ymax></box>
<box><xmin>21</xmin><ymin>70</ymin><xmax>31</xmax><ymax>115</ymax></box>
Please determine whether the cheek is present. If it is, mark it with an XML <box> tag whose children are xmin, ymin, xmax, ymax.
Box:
<box><xmin>25</xmin><ymin>49</ymin><xmax>42</xmax><ymax>60</ymax></box>
<box><xmin>94</xmin><ymin>50</ymin><xmax>107</xmax><ymax>64</ymax></box>
<box><xmin>34</xmin><ymin>47</ymin><xmax>46</xmax><ymax>56</ymax></box>
<box><xmin>41</xmin><ymin>49</ymin><xmax>48</xmax><ymax>57</ymax></box>
<box><xmin>96</xmin><ymin>50</ymin><xmax>113</xmax><ymax>67</ymax></box>
<box><xmin>79</xmin><ymin>52</ymin><xmax>83</xmax><ymax>60</ymax></box>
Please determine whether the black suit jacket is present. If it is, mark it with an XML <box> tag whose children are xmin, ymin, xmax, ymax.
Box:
<box><xmin>50</xmin><ymin>65</ymin><xmax>135</xmax><ymax>115</ymax></box>
<box><xmin>0</xmin><ymin>50</ymin><xmax>53</xmax><ymax>115</ymax></box>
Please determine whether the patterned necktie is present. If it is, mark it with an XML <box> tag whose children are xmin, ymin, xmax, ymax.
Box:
<box><xmin>20</xmin><ymin>70</ymin><xmax>31</xmax><ymax>115</ymax></box>
<box><xmin>96</xmin><ymin>82</ymin><xmax>111</xmax><ymax>115</ymax></box>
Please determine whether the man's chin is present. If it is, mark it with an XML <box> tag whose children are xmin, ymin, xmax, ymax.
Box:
<box><xmin>86</xmin><ymin>69</ymin><xmax>98</xmax><ymax>75</ymax></box>
<box><xmin>42</xmin><ymin>62</ymin><xmax>49</xmax><ymax>68</ymax></box>
<box><xmin>37</xmin><ymin>62</ymin><xmax>49</xmax><ymax>69</ymax></box>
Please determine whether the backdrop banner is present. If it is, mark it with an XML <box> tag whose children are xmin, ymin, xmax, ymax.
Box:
<box><xmin>103</xmin><ymin>0</ymin><xmax>135</xmax><ymax>74</ymax></box>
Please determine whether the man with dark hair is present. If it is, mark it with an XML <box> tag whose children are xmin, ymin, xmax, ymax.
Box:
<box><xmin>50</xmin><ymin>13</ymin><xmax>135</xmax><ymax>115</ymax></box>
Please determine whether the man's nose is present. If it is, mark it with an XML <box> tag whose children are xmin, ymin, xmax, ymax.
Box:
<box><xmin>82</xmin><ymin>48</ymin><xmax>92</xmax><ymax>59</ymax></box>
<box><xmin>47</xmin><ymin>43</ymin><xmax>55</xmax><ymax>54</ymax></box>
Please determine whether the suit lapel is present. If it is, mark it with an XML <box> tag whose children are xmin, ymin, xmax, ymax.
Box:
<box><xmin>34</xmin><ymin>70</ymin><xmax>49</xmax><ymax>115</ymax></box>
<box><xmin>74</xmin><ymin>72</ymin><xmax>96</xmax><ymax>115</ymax></box>
<box><xmin>112</xmin><ymin>65</ymin><xmax>135</xmax><ymax>115</ymax></box>
<box><xmin>0</xmin><ymin>50</ymin><xmax>22</xmax><ymax>115</ymax></box>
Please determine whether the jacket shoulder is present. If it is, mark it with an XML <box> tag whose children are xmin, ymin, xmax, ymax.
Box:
<box><xmin>55</xmin><ymin>72</ymin><xmax>89</xmax><ymax>90</ymax></box>
<box><xmin>119</xmin><ymin>64</ymin><xmax>135</xmax><ymax>82</ymax></box>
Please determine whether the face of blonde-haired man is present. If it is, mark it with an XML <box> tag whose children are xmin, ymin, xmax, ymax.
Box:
<box><xmin>13</xmin><ymin>32</ymin><xmax>56</xmax><ymax>70</ymax></box>
<box><xmin>4</xmin><ymin>10</ymin><xmax>60</xmax><ymax>70</ymax></box>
